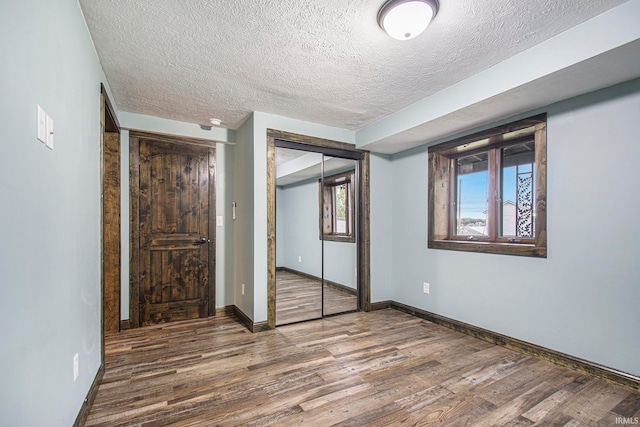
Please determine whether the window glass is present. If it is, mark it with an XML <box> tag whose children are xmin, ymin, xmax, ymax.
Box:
<box><xmin>334</xmin><ymin>184</ymin><xmax>347</xmax><ymax>233</ymax></box>
<box><xmin>501</xmin><ymin>142</ymin><xmax>535</xmax><ymax>238</ymax></box>
<box><xmin>455</xmin><ymin>152</ymin><xmax>489</xmax><ymax>237</ymax></box>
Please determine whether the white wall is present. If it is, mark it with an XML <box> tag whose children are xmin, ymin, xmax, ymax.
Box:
<box><xmin>385</xmin><ymin>79</ymin><xmax>640</xmax><ymax>376</ymax></box>
<box><xmin>0</xmin><ymin>1</ymin><xmax>108</xmax><ymax>424</ymax></box>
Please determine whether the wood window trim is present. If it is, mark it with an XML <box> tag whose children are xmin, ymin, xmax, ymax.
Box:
<box><xmin>428</xmin><ymin>114</ymin><xmax>547</xmax><ymax>258</ymax></box>
<box><xmin>320</xmin><ymin>170</ymin><xmax>356</xmax><ymax>243</ymax></box>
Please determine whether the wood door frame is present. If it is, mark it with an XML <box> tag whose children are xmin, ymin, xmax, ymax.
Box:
<box><xmin>267</xmin><ymin>129</ymin><xmax>371</xmax><ymax>330</ymax></box>
<box><xmin>129</xmin><ymin>131</ymin><xmax>217</xmax><ymax>328</ymax></box>
<box><xmin>100</xmin><ymin>84</ymin><xmax>121</xmax><ymax>343</ymax></box>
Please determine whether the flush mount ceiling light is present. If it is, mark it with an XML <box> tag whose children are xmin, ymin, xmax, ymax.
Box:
<box><xmin>378</xmin><ymin>0</ymin><xmax>439</xmax><ymax>40</ymax></box>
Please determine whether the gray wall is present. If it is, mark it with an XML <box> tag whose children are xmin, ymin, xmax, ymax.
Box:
<box><xmin>277</xmin><ymin>180</ymin><xmax>356</xmax><ymax>288</ymax></box>
<box><xmin>0</xmin><ymin>0</ymin><xmax>108</xmax><ymax>425</ymax></box>
<box><xmin>384</xmin><ymin>79</ymin><xmax>640</xmax><ymax>376</ymax></box>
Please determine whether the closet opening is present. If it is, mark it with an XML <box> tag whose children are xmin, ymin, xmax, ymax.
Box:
<box><xmin>266</xmin><ymin>130</ymin><xmax>370</xmax><ymax>329</ymax></box>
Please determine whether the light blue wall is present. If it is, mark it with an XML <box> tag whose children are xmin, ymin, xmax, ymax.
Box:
<box><xmin>386</xmin><ymin>79</ymin><xmax>640</xmax><ymax>376</ymax></box>
<box><xmin>277</xmin><ymin>180</ymin><xmax>357</xmax><ymax>288</ymax></box>
<box><xmin>369</xmin><ymin>153</ymin><xmax>393</xmax><ymax>302</ymax></box>
<box><xmin>275</xmin><ymin>186</ymin><xmax>285</xmax><ymax>267</ymax></box>
<box><xmin>217</xmin><ymin>143</ymin><xmax>236</xmax><ymax>310</ymax></box>
<box><xmin>0</xmin><ymin>0</ymin><xmax>108</xmax><ymax>425</ymax></box>
<box><xmin>233</xmin><ymin>115</ymin><xmax>255</xmax><ymax>318</ymax></box>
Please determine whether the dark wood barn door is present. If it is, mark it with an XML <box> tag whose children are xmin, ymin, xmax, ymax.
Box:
<box><xmin>136</xmin><ymin>136</ymin><xmax>215</xmax><ymax>326</ymax></box>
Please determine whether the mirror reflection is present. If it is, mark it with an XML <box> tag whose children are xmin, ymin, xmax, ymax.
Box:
<box><xmin>275</xmin><ymin>148</ymin><xmax>358</xmax><ymax>325</ymax></box>
<box><xmin>322</xmin><ymin>156</ymin><xmax>358</xmax><ymax>316</ymax></box>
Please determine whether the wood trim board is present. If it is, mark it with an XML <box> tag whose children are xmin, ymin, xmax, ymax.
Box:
<box><xmin>72</xmin><ymin>364</ymin><xmax>105</xmax><ymax>427</ymax></box>
<box><xmin>233</xmin><ymin>306</ymin><xmax>269</xmax><ymax>333</ymax></box>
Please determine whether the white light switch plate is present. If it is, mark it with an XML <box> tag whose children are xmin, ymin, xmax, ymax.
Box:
<box><xmin>216</xmin><ymin>215</ymin><xmax>223</xmax><ymax>226</ymax></box>
<box><xmin>37</xmin><ymin>105</ymin><xmax>47</xmax><ymax>143</ymax></box>
<box><xmin>73</xmin><ymin>353</ymin><xmax>79</xmax><ymax>382</ymax></box>
<box><xmin>45</xmin><ymin>114</ymin><xmax>54</xmax><ymax>149</ymax></box>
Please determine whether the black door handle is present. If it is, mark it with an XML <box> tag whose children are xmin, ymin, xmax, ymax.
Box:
<box><xmin>193</xmin><ymin>237</ymin><xmax>209</xmax><ymax>245</ymax></box>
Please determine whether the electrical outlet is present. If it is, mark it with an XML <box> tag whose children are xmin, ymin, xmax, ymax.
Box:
<box><xmin>423</xmin><ymin>282</ymin><xmax>430</xmax><ymax>294</ymax></box>
<box><xmin>73</xmin><ymin>353</ymin><xmax>79</xmax><ymax>382</ymax></box>
<box><xmin>298</xmin><ymin>256</ymin><xmax>302</xmax><ymax>263</ymax></box>
<box><xmin>241</xmin><ymin>283</ymin><xmax>245</xmax><ymax>296</ymax></box>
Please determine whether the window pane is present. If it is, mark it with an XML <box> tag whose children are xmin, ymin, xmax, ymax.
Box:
<box><xmin>335</xmin><ymin>184</ymin><xmax>347</xmax><ymax>233</ymax></box>
<box><xmin>501</xmin><ymin>141</ymin><xmax>535</xmax><ymax>237</ymax></box>
<box><xmin>455</xmin><ymin>152</ymin><xmax>488</xmax><ymax>236</ymax></box>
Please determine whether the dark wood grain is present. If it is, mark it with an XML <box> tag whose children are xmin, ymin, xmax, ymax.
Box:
<box><xmin>207</xmin><ymin>141</ymin><xmax>217</xmax><ymax>316</ymax></box>
<box><xmin>100</xmin><ymin>87</ymin><xmax>121</xmax><ymax>341</ymax></box>
<box><xmin>73</xmin><ymin>364</ymin><xmax>104</xmax><ymax>427</ymax></box>
<box><xmin>138</xmin><ymin>139</ymin><xmax>211</xmax><ymax>326</ymax></box>
<box><xmin>128</xmin><ymin>136</ymin><xmax>141</xmax><ymax>329</ymax></box>
<box><xmin>233</xmin><ymin>305</ymin><xmax>269</xmax><ymax>333</ymax></box>
<box><xmin>428</xmin><ymin>152</ymin><xmax>450</xmax><ymax>241</ymax></box>
<box><xmin>130</xmin><ymin>132</ymin><xmax>215</xmax><ymax>328</ymax></box>
<box><xmin>360</xmin><ymin>152</ymin><xmax>371</xmax><ymax>312</ymax></box>
<box><xmin>267</xmin><ymin>128</ymin><xmax>357</xmax><ymax>152</ymax></box>
<box><xmin>534</xmin><ymin>120</ymin><xmax>548</xmax><ymax>252</ymax></box>
<box><xmin>267</xmin><ymin>135</ymin><xmax>277</xmax><ymax>329</ymax></box>
<box><xmin>102</xmin><ymin>130</ymin><xmax>121</xmax><ymax>333</ymax></box>
<box><xmin>85</xmin><ymin>310</ymin><xmax>638</xmax><ymax>426</ymax></box>
<box><xmin>129</xmin><ymin>130</ymin><xmax>220</xmax><ymax>148</ymax></box>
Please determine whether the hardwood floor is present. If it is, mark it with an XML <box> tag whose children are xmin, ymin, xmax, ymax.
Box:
<box><xmin>276</xmin><ymin>270</ymin><xmax>357</xmax><ymax>325</ymax></box>
<box><xmin>85</xmin><ymin>310</ymin><xmax>640</xmax><ymax>426</ymax></box>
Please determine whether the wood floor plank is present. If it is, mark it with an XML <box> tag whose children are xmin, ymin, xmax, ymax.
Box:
<box><xmin>276</xmin><ymin>270</ymin><xmax>357</xmax><ymax>325</ymax></box>
<box><xmin>85</xmin><ymin>309</ymin><xmax>639</xmax><ymax>426</ymax></box>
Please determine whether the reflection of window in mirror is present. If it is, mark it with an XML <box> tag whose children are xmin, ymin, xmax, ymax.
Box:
<box><xmin>320</xmin><ymin>170</ymin><xmax>355</xmax><ymax>242</ymax></box>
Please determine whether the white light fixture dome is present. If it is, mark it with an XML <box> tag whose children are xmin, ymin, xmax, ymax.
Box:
<box><xmin>378</xmin><ymin>0</ymin><xmax>439</xmax><ymax>40</ymax></box>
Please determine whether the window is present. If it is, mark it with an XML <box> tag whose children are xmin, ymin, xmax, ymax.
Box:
<box><xmin>320</xmin><ymin>170</ymin><xmax>355</xmax><ymax>242</ymax></box>
<box><xmin>428</xmin><ymin>114</ymin><xmax>547</xmax><ymax>257</ymax></box>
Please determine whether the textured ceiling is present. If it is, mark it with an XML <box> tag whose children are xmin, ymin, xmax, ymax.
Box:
<box><xmin>80</xmin><ymin>0</ymin><xmax>628</xmax><ymax>131</ymax></box>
